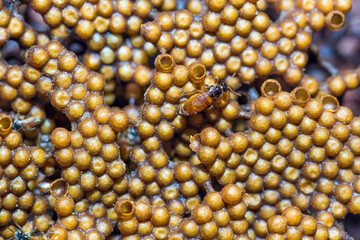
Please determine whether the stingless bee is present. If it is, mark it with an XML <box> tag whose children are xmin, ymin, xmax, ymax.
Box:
<box><xmin>180</xmin><ymin>78</ymin><xmax>240</xmax><ymax>116</ymax></box>
<box><xmin>8</xmin><ymin>223</ymin><xmax>35</xmax><ymax>240</ymax></box>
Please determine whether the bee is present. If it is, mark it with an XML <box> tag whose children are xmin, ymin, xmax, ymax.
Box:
<box><xmin>38</xmin><ymin>134</ymin><xmax>53</xmax><ymax>152</ymax></box>
<box><xmin>8</xmin><ymin>217</ymin><xmax>51</xmax><ymax>240</ymax></box>
<box><xmin>12</xmin><ymin>230</ymin><xmax>31</xmax><ymax>240</ymax></box>
<box><xmin>180</xmin><ymin>79</ymin><xmax>240</xmax><ymax>116</ymax></box>
<box><xmin>28</xmin><ymin>173</ymin><xmax>51</xmax><ymax>196</ymax></box>
<box><xmin>11</xmin><ymin>105</ymin><xmax>44</xmax><ymax>131</ymax></box>
<box><xmin>12</xmin><ymin>115</ymin><xmax>41</xmax><ymax>131</ymax></box>
<box><xmin>8</xmin><ymin>224</ymin><xmax>34</xmax><ymax>240</ymax></box>
<box><xmin>117</xmin><ymin>127</ymin><xmax>141</xmax><ymax>161</ymax></box>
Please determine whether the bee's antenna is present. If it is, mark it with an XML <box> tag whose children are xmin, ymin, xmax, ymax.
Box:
<box><xmin>228</xmin><ymin>86</ymin><xmax>242</xmax><ymax>97</ymax></box>
<box><xmin>15</xmin><ymin>222</ymin><xmax>22</xmax><ymax>230</ymax></box>
<box><xmin>226</xmin><ymin>73</ymin><xmax>242</xmax><ymax>97</ymax></box>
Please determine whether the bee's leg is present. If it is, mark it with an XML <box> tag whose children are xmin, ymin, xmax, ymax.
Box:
<box><xmin>213</xmin><ymin>99</ymin><xmax>221</xmax><ymax>106</ymax></box>
<box><xmin>238</xmin><ymin>107</ymin><xmax>252</xmax><ymax>119</ymax></box>
<box><xmin>204</xmin><ymin>180</ymin><xmax>214</xmax><ymax>193</ymax></box>
<box><xmin>178</xmin><ymin>104</ymin><xmax>190</xmax><ymax>117</ymax></box>
<box><xmin>224</xmin><ymin>128</ymin><xmax>234</xmax><ymax>137</ymax></box>
<box><xmin>205</xmin><ymin>105</ymin><xmax>214</xmax><ymax>112</ymax></box>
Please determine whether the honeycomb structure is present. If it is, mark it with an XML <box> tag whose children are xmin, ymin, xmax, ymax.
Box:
<box><xmin>190</xmin><ymin>79</ymin><xmax>360</xmax><ymax>238</ymax></box>
<box><xmin>0</xmin><ymin>0</ymin><xmax>359</xmax><ymax>239</ymax></box>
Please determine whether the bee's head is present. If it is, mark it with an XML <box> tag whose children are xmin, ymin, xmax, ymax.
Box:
<box><xmin>220</xmin><ymin>81</ymin><xmax>228</xmax><ymax>92</ymax></box>
<box><xmin>208</xmin><ymin>85</ymin><xmax>223</xmax><ymax>98</ymax></box>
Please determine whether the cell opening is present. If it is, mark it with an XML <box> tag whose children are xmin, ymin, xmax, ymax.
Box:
<box><xmin>326</xmin><ymin>11</ymin><xmax>345</xmax><ymax>31</ymax></box>
<box><xmin>192</xmin><ymin>65</ymin><xmax>206</xmax><ymax>79</ymax></box>
<box><xmin>120</xmin><ymin>201</ymin><xmax>134</xmax><ymax>214</ymax></box>
<box><xmin>160</xmin><ymin>55</ymin><xmax>173</xmax><ymax>69</ymax></box>
<box><xmin>321</xmin><ymin>95</ymin><xmax>339</xmax><ymax>112</ymax></box>
<box><xmin>291</xmin><ymin>87</ymin><xmax>310</xmax><ymax>106</ymax></box>
<box><xmin>115</xmin><ymin>199</ymin><xmax>135</xmax><ymax>220</ymax></box>
<box><xmin>261</xmin><ymin>79</ymin><xmax>281</xmax><ymax>98</ymax></box>
<box><xmin>189</xmin><ymin>62</ymin><xmax>207</xmax><ymax>85</ymax></box>
<box><xmin>0</xmin><ymin>116</ymin><xmax>11</xmax><ymax>130</ymax></box>
<box><xmin>0</xmin><ymin>114</ymin><xmax>12</xmax><ymax>136</ymax></box>
<box><xmin>50</xmin><ymin>179</ymin><xmax>69</xmax><ymax>199</ymax></box>
<box><xmin>155</xmin><ymin>54</ymin><xmax>175</xmax><ymax>73</ymax></box>
<box><xmin>331</xmin><ymin>13</ymin><xmax>344</xmax><ymax>26</ymax></box>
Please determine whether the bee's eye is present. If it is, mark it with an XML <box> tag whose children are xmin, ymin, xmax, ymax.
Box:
<box><xmin>213</xmin><ymin>86</ymin><xmax>222</xmax><ymax>98</ymax></box>
<box><xmin>221</xmin><ymin>81</ymin><xmax>228</xmax><ymax>92</ymax></box>
<box><xmin>12</xmin><ymin>120</ymin><xmax>22</xmax><ymax>130</ymax></box>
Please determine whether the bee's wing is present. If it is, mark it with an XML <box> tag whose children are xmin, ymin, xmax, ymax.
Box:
<box><xmin>180</xmin><ymin>89</ymin><xmax>203</xmax><ymax>98</ymax></box>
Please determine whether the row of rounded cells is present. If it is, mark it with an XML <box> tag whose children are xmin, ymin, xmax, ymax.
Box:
<box><xmin>115</xmin><ymin>184</ymin><xmax>250</xmax><ymax>239</ymax></box>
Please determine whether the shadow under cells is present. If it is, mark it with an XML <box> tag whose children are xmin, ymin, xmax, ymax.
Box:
<box><xmin>345</xmin><ymin>213</ymin><xmax>360</xmax><ymax>240</ymax></box>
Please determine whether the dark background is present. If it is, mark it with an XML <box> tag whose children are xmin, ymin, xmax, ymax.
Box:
<box><xmin>314</xmin><ymin>0</ymin><xmax>360</xmax><ymax>238</ymax></box>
